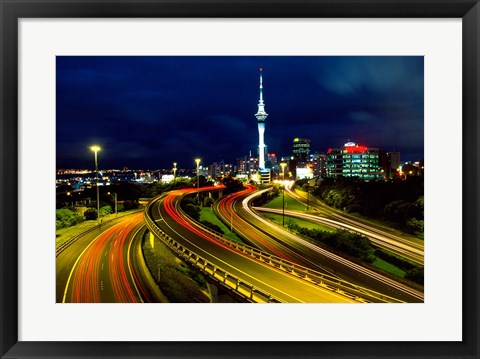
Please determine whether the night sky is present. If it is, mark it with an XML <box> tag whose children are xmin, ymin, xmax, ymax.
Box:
<box><xmin>56</xmin><ymin>56</ymin><xmax>424</xmax><ymax>170</ymax></box>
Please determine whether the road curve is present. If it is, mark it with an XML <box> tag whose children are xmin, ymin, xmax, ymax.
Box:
<box><xmin>216</xmin><ymin>186</ymin><xmax>423</xmax><ymax>303</ymax></box>
<box><xmin>214</xmin><ymin>185</ymin><xmax>339</xmax><ymax>277</ymax></box>
<box><xmin>286</xmin><ymin>182</ymin><xmax>424</xmax><ymax>265</ymax></box>
<box><xmin>58</xmin><ymin>213</ymin><xmax>152</xmax><ymax>303</ymax></box>
<box><xmin>147</xmin><ymin>187</ymin><xmax>356</xmax><ymax>303</ymax></box>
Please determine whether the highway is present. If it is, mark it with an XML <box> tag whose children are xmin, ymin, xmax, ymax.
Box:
<box><xmin>214</xmin><ymin>186</ymin><xmax>424</xmax><ymax>303</ymax></box>
<box><xmin>57</xmin><ymin>212</ymin><xmax>153</xmax><ymax>303</ymax></box>
<box><xmin>285</xmin><ymin>181</ymin><xmax>424</xmax><ymax>265</ymax></box>
<box><xmin>147</xmin><ymin>187</ymin><xmax>357</xmax><ymax>303</ymax></box>
<box><xmin>214</xmin><ymin>185</ymin><xmax>340</xmax><ymax>277</ymax></box>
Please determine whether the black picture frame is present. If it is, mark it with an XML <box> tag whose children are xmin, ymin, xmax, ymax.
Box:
<box><xmin>1</xmin><ymin>1</ymin><xmax>478</xmax><ymax>358</ymax></box>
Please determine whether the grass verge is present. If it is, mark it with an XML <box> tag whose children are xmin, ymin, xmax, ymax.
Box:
<box><xmin>261</xmin><ymin>212</ymin><xmax>416</xmax><ymax>282</ymax></box>
<box><xmin>55</xmin><ymin>208</ymin><xmax>143</xmax><ymax>248</ymax></box>
<box><xmin>263</xmin><ymin>194</ymin><xmax>308</xmax><ymax>212</ymax></box>
<box><xmin>261</xmin><ymin>212</ymin><xmax>335</xmax><ymax>232</ymax></box>
<box><xmin>200</xmin><ymin>208</ymin><xmax>244</xmax><ymax>244</ymax></box>
<box><xmin>142</xmin><ymin>232</ymin><xmax>211</xmax><ymax>303</ymax></box>
<box><xmin>372</xmin><ymin>257</ymin><xmax>406</xmax><ymax>277</ymax></box>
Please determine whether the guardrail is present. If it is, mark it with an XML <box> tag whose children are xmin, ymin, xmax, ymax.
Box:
<box><xmin>144</xmin><ymin>196</ymin><xmax>284</xmax><ymax>303</ymax></box>
<box><xmin>56</xmin><ymin>210</ymin><xmax>143</xmax><ymax>257</ymax></box>
<box><xmin>209</xmin><ymin>189</ymin><xmax>406</xmax><ymax>303</ymax></box>
<box><xmin>145</xmin><ymin>191</ymin><xmax>392</xmax><ymax>303</ymax></box>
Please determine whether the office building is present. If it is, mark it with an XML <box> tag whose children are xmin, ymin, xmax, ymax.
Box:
<box><xmin>326</xmin><ymin>141</ymin><xmax>381</xmax><ymax>180</ymax></box>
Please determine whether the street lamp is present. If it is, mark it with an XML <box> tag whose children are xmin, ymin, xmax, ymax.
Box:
<box><xmin>280</xmin><ymin>162</ymin><xmax>287</xmax><ymax>181</ymax></box>
<box><xmin>90</xmin><ymin>145</ymin><xmax>101</xmax><ymax>223</ymax></box>
<box><xmin>173</xmin><ymin>162</ymin><xmax>177</xmax><ymax>183</ymax></box>
<box><xmin>279</xmin><ymin>162</ymin><xmax>287</xmax><ymax>227</ymax></box>
<box><xmin>195</xmin><ymin>158</ymin><xmax>201</xmax><ymax>204</ymax></box>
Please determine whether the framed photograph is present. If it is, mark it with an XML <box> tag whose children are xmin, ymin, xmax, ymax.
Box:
<box><xmin>1</xmin><ymin>0</ymin><xmax>478</xmax><ymax>358</ymax></box>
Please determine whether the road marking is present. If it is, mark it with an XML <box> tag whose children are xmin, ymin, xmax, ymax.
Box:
<box><xmin>127</xmin><ymin>225</ymin><xmax>145</xmax><ymax>303</ymax></box>
<box><xmin>101</xmin><ymin>263</ymin><xmax>104</xmax><ymax>271</ymax></box>
<box><xmin>62</xmin><ymin>229</ymin><xmax>113</xmax><ymax>303</ymax></box>
<box><xmin>61</xmin><ymin>214</ymin><xmax>140</xmax><ymax>303</ymax></box>
<box><xmin>154</xmin><ymin>197</ymin><xmax>310</xmax><ymax>303</ymax></box>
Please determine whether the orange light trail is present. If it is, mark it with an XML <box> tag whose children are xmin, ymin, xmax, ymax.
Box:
<box><xmin>67</xmin><ymin>213</ymin><xmax>145</xmax><ymax>303</ymax></box>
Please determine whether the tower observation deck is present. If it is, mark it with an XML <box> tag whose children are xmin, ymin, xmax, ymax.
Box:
<box><xmin>255</xmin><ymin>68</ymin><xmax>268</xmax><ymax>171</ymax></box>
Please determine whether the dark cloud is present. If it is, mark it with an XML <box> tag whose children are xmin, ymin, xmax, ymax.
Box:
<box><xmin>56</xmin><ymin>56</ymin><xmax>424</xmax><ymax>169</ymax></box>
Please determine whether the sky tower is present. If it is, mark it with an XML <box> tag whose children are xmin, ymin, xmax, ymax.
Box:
<box><xmin>255</xmin><ymin>68</ymin><xmax>268</xmax><ymax>170</ymax></box>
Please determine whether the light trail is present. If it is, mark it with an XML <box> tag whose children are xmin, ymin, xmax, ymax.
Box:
<box><xmin>240</xmin><ymin>189</ymin><xmax>424</xmax><ymax>302</ymax></box>
<box><xmin>255</xmin><ymin>207</ymin><xmax>424</xmax><ymax>264</ymax></box>
<box><xmin>149</xmin><ymin>187</ymin><xmax>357</xmax><ymax>303</ymax></box>
<box><xmin>62</xmin><ymin>213</ymin><xmax>147</xmax><ymax>303</ymax></box>
<box><xmin>284</xmin><ymin>182</ymin><xmax>424</xmax><ymax>254</ymax></box>
<box><xmin>214</xmin><ymin>185</ymin><xmax>342</xmax><ymax>277</ymax></box>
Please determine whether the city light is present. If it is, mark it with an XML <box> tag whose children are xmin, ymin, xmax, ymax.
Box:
<box><xmin>195</xmin><ymin>158</ymin><xmax>201</xmax><ymax>203</ymax></box>
<box><xmin>90</xmin><ymin>145</ymin><xmax>101</xmax><ymax>223</ymax></box>
<box><xmin>280</xmin><ymin>162</ymin><xmax>287</xmax><ymax>180</ymax></box>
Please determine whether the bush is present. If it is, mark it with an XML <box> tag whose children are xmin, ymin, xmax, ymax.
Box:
<box><xmin>56</xmin><ymin>208</ymin><xmax>85</xmax><ymax>229</ymax></box>
<box><xmin>287</xmin><ymin>222</ymin><xmax>375</xmax><ymax>263</ymax></box>
<box><xmin>183</xmin><ymin>203</ymin><xmax>200</xmax><ymax>221</ymax></box>
<box><xmin>83</xmin><ymin>208</ymin><xmax>98</xmax><ymax>221</ymax></box>
<box><xmin>253</xmin><ymin>186</ymin><xmax>280</xmax><ymax>206</ymax></box>
<box><xmin>200</xmin><ymin>220</ymin><xmax>224</xmax><ymax>235</ymax></box>
<box><xmin>203</xmin><ymin>197</ymin><xmax>214</xmax><ymax>207</ymax></box>
<box><xmin>123</xmin><ymin>200</ymin><xmax>139</xmax><ymax>210</ymax></box>
<box><xmin>99</xmin><ymin>205</ymin><xmax>112</xmax><ymax>216</ymax></box>
<box><xmin>406</xmin><ymin>218</ymin><xmax>424</xmax><ymax>233</ymax></box>
<box><xmin>312</xmin><ymin>177</ymin><xmax>424</xmax><ymax>236</ymax></box>
<box><xmin>374</xmin><ymin>249</ymin><xmax>416</xmax><ymax>271</ymax></box>
<box><xmin>405</xmin><ymin>267</ymin><xmax>424</xmax><ymax>285</ymax></box>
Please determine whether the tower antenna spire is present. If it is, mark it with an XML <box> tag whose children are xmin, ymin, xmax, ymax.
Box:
<box><xmin>255</xmin><ymin>68</ymin><xmax>268</xmax><ymax>171</ymax></box>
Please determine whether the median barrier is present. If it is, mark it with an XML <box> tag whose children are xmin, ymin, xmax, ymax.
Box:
<box><xmin>56</xmin><ymin>209</ymin><xmax>144</xmax><ymax>257</ymax></box>
<box><xmin>210</xmin><ymin>191</ymin><xmax>407</xmax><ymax>303</ymax></box>
<box><xmin>144</xmin><ymin>198</ymin><xmax>284</xmax><ymax>303</ymax></box>
<box><xmin>145</xmin><ymin>191</ymin><xmax>405</xmax><ymax>303</ymax></box>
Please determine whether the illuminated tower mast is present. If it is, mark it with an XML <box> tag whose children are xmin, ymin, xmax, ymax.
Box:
<box><xmin>255</xmin><ymin>68</ymin><xmax>268</xmax><ymax>170</ymax></box>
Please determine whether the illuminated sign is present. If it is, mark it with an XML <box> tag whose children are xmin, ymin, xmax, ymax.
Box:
<box><xmin>296</xmin><ymin>167</ymin><xmax>313</xmax><ymax>179</ymax></box>
<box><xmin>344</xmin><ymin>143</ymin><xmax>368</xmax><ymax>153</ymax></box>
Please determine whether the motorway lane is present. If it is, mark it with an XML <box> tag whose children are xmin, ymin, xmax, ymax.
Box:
<box><xmin>149</xmin><ymin>188</ymin><xmax>356</xmax><ymax>303</ymax></box>
<box><xmin>218</xmin><ymin>187</ymin><xmax>423</xmax><ymax>303</ymax></box>
<box><xmin>286</xmin><ymin>183</ymin><xmax>424</xmax><ymax>264</ymax></box>
<box><xmin>256</xmin><ymin>206</ymin><xmax>424</xmax><ymax>264</ymax></box>
<box><xmin>58</xmin><ymin>213</ymin><xmax>150</xmax><ymax>303</ymax></box>
<box><xmin>56</xmin><ymin>220</ymin><xmax>124</xmax><ymax>302</ymax></box>
<box><xmin>214</xmin><ymin>185</ymin><xmax>341</xmax><ymax>278</ymax></box>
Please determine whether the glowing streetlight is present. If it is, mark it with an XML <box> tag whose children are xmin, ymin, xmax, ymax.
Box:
<box><xmin>90</xmin><ymin>145</ymin><xmax>101</xmax><ymax>223</ymax></box>
<box><xmin>280</xmin><ymin>162</ymin><xmax>287</xmax><ymax>180</ymax></box>
<box><xmin>195</xmin><ymin>158</ymin><xmax>201</xmax><ymax>204</ymax></box>
<box><xmin>173</xmin><ymin>162</ymin><xmax>177</xmax><ymax>182</ymax></box>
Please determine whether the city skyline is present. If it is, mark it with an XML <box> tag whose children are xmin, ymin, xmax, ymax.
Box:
<box><xmin>56</xmin><ymin>56</ymin><xmax>424</xmax><ymax>169</ymax></box>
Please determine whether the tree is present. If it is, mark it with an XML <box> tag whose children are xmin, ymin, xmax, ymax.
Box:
<box><xmin>222</xmin><ymin>176</ymin><xmax>244</xmax><ymax>195</ymax></box>
<box><xmin>405</xmin><ymin>267</ymin><xmax>424</xmax><ymax>285</ymax></box>
<box><xmin>84</xmin><ymin>208</ymin><xmax>98</xmax><ymax>221</ymax></box>
<box><xmin>200</xmin><ymin>220</ymin><xmax>224</xmax><ymax>234</ymax></box>
<box><xmin>99</xmin><ymin>205</ymin><xmax>112</xmax><ymax>216</ymax></box>
<box><xmin>56</xmin><ymin>208</ymin><xmax>85</xmax><ymax>229</ymax></box>
<box><xmin>183</xmin><ymin>204</ymin><xmax>200</xmax><ymax>221</ymax></box>
<box><xmin>203</xmin><ymin>196</ymin><xmax>214</xmax><ymax>207</ymax></box>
